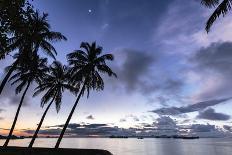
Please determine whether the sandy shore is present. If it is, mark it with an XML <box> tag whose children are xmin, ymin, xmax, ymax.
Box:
<box><xmin>0</xmin><ymin>146</ymin><xmax>113</xmax><ymax>155</ymax></box>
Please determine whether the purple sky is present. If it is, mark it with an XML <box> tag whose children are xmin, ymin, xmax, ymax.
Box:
<box><xmin>1</xmin><ymin>0</ymin><xmax>232</xmax><ymax>137</ymax></box>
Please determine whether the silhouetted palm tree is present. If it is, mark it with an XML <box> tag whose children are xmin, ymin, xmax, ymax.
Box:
<box><xmin>201</xmin><ymin>0</ymin><xmax>232</xmax><ymax>32</ymax></box>
<box><xmin>0</xmin><ymin>10</ymin><xmax>67</xmax><ymax>95</ymax></box>
<box><xmin>28</xmin><ymin>61</ymin><xmax>78</xmax><ymax>148</ymax></box>
<box><xmin>0</xmin><ymin>0</ymin><xmax>30</xmax><ymax>59</ymax></box>
<box><xmin>55</xmin><ymin>42</ymin><xmax>117</xmax><ymax>148</ymax></box>
<box><xmin>3</xmin><ymin>54</ymin><xmax>48</xmax><ymax>147</ymax></box>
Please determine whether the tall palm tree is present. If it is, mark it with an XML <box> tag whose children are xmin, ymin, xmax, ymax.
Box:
<box><xmin>55</xmin><ymin>42</ymin><xmax>117</xmax><ymax>148</ymax></box>
<box><xmin>28</xmin><ymin>61</ymin><xmax>78</xmax><ymax>148</ymax></box>
<box><xmin>201</xmin><ymin>0</ymin><xmax>232</xmax><ymax>32</ymax></box>
<box><xmin>3</xmin><ymin>54</ymin><xmax>48</xmax><ymax>147</ymax></box>
<box><xmin>0</xmin><ymin>10</ymin><xmax>67</xmax><ymax>95</ymax></box>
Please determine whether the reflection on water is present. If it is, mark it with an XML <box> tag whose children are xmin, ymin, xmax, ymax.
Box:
<box><xmin>0</xmin><ymin>138</ymin><xmax>232</xmax><ymax>155</ymax></box>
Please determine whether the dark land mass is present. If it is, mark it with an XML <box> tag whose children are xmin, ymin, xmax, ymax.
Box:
<box><xmin>0</xmin><ymin>135</ymin><xmax>24</xmax><ymax>139</ymax></box>
<box><xmin>109</xmin><ymin>135</ymin><xmax>200</xmax><ymax>139</ymax></box>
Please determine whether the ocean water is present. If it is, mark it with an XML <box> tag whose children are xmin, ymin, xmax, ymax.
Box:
<box><xmin>0</xmin><ymin>138</ymin><xmax>232</xmax><ymax>155</ymax></box>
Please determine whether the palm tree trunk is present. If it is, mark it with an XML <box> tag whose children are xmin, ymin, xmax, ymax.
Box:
<box><xmin>55</xmin><ymin>83</ymin><xmax>86</xmax><ymax>148</ymax></box>
<box><xmin>3</xmin><ymin>82</ymin><xmax>30</xmax><ymax>147</ymax></box>
<box><xmin>0</xmin><ymin>60</ymin><xmax>18</xmax><ymax>95</ymax></box>
<box><xmin>28</xmin><ymin>97</ymin><xmax>55</xmax><ymax>148</ymax></box>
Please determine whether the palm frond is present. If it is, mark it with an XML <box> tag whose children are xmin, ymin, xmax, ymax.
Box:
<box><xmin>206</xmin><ymin>0</ymin><xmax>232</xmax><ymax>32</ymax></box>
<box><xmin>67</xmin><ymin>41</ymin><xmax>116</xmax><ymax>98</ymax></box>
<box><xmin>40</xmin><ymin>40</ymin><xmax>57</xmax><ymax>59</ymax></box>
<box><xmin>97</xmin><ymin>64</ymin><xmax>117</xmax><ymax>77</ymax></box>
<box><xmin>201</xmin><ymin>0</ymin><xmax>220</xmax><ymax>8</ymax></box>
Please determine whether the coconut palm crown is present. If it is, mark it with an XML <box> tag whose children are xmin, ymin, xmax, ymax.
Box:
<box><xmin>67</xmin><ymin>42</ymin><xmax>117</xmax><ymax>97</ymax></box>
<box><xmin>34</xmin><ymin>61</ymin><xmax>78</xmax><ymax>112</ymax></box>
<box><xmin>55</xmin><ymin>41</ymin><xmax>117</xmax><ymax>148</ymax></box>
<box><xmin>28</xmin><ymin>61</ymin><xmax>78</xmax><ymax>148</ymax></box>
<box><xmin>0</xmin><ymin>10</ymin><xmax>67</xmax><ymax>95</ymax></box>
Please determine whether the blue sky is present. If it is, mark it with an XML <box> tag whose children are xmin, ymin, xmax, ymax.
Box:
<box><xmin>1</xmin><ymin>0</ymin><xmax>232</xmax><ymax>137</ymax></box>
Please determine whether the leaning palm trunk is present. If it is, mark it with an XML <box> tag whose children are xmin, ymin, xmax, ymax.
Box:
<box><xmin>0</xmin><ymin>60</ymin><xmax>18</xmax><ymax>95</ymax></box>
<box><xmin>28</xmin><ymin>97</ymin><xmax>55</xmax><ymax>148</ymax></box>
<box><xmin>3</xmin><ymin>82</ymin><xmax>30</xmax><ymax>147</ymax></box>
<box><xmin>55</xmin><ymin>83</ymin><xmax>85</xmax><ymax>148</ymax></box>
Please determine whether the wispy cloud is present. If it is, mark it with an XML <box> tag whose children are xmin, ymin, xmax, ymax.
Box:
<box><xmin>151</xmin><ymin>98</ymin><xmax>231</xmax><ymax>116</ymax></box>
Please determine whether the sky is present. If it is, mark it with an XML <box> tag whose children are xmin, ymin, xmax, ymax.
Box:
<box><xmin>1</xmin><ymin>0</ymin><xmax>232</xmax><ymax>138</ymax></box>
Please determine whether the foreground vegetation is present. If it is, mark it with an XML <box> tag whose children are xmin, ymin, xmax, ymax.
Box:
<box><xmin>0</xmin><ymin>0</ymin><xmax>116</xmax><ymax>149</ymax></box>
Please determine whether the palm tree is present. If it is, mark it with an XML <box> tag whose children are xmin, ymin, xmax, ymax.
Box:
<box><xmin>55</xmin><ymin>42</ymin><xmax>117</xmax><ymax>148</ymax></box>
<box><xmin>3</xmin><ymin>54</ymin><xmax>48</xmax><ymax>147</ymax></box>
<box><xmin>0</xmin><ymin>10</ymin><xmax>67</xmax><ymax>95</ymax></box>
<box><xmin>28</xmin><ymin>61</ymin><xmax>78</xmax><ymax>148</ymax></box>
<box><xmin>0</xmin><ymin>0</ymin><xmax>28</xmax><ymax>59</ymax></box>
<box><xmin>201</xmin><ymin>0</ymin><xmax>232</xmax><ymax>32</ymax></box>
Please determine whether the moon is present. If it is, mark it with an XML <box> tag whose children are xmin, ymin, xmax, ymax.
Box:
<box><xmin>88</xmin><ymin>9</ymin><xmax>92</xmax><ymax>13</ymax></box>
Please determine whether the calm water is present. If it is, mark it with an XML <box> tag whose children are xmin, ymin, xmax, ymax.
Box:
<box><xmin>0</xmin><ymin>138</ymin><xmax>232</xmax><ymax>155</ymax></box>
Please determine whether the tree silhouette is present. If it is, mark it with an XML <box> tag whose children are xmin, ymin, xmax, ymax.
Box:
<box><xmin>55</xmin><ymin>42</ymin><xmax>117</xmax><ymax>148</ymax></box>
<box><xmin>0</xmin><ymin>0</ymin><xmax>30</xmax><ymax>59</ymax></box>
<box><xmin>3</xmin><ymin>54</ymin><xmax>48</xmax><ymax>147</ymax></box>
<box><xmin>0</xmin><ymin>10</ymin><xmax>66</xmax><ymax>95</ymax></box>
<box><xmin>201</xmin><ymin>0</ymin><xmax>232</xmax><ymax>32</ymax></box>
<box><xmin>28</xmin><ymin>61</ymin><xmax>78</xmax><ymax>148</ymax></box>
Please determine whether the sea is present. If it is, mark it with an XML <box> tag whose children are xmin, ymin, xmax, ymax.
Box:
<box><xmin>0</xmin><ymin>138</ymin><xmax>232</xmax><ymax>155</ymax></box>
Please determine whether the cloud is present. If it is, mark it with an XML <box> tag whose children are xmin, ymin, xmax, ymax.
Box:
<box><xmin>188</xmin><ymin>124</ymin><xmax>228</xmax><ymax>138</ymax></box>
<box><xmin>117</xmin><ymin>49</ymin><xmax>155</xmax><ymax>93</ymax></box>
<box><xmin>223</xmin><ymin>125</ymin><xmax>232</xmax><ymax>132</ymax></box>
<box><xmin>191</xmin><ymin>42</ymin><xmax>232</xmax><ymax>100</ymax></box>
<box><xmin>126</xmin><ymin>114</ymin><xmax>140</xmax><ymax>122</ymax></box>
<box><xmin>197</xmin><ymin>108</ymin><xmax>230</xmax><ymax>121</ymax></box>
<box><xmin>0</xmin><ymin>82</ymin><xmax>31</xmax><ymax>106</ymax></box>
<box><xmin>153</xmin><ymin>116</ymin><xmax>177</xmax><ymax>131</ymax></box>
<box><xmin>86</xmin><ymin>115</ymin><xmax>94</xmax><ymax>120</ymax></box>
<box><xmin>23</xmin><ymin>123</ymin><xmax>135</xmax><ymax>137</ymax></box>
<box><xmin>115</xmin><ymin>49</ymin><xmax>184</xmax><ymax>99</ymax></box>
<box><xmin>119</xmin><ymin>118</ymin><xmax>126</xmax><ymax>122</ymax></box>
<box><xmin>0</xmin><ymin>109</ymin><xmax>4</xmax><ymax>113</ymax></box>
<box><xmin>0</xmin><ymin>109</ymin><xmax>4</xmax><ymax>120</ymax></box>
<box><xmin>21</xmin><ymin>119</ymin><xmax>232</xmax><ymax>138</ymax></box>
<box><xmin>151</xmin><ymin>97</ymin><xmax>231</xmax><ymax>115</ymax></box>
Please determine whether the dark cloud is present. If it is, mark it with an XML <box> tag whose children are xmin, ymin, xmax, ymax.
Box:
<box><xmin>115</xmin><ymin>49</ymin><xmax>183</xmax><ymax>98</ymax></box>
<box><xmin>151</xmin><ymin>97</ymin><xmax>231</xmax><ymax>115</ymax></box>
<box><xmin>189</xmin><ymin>124</ymin><xmax>216</xmax><ymax>132</ymax></box>
<box><xmin>223</xmin><ymin>125</ymin><xmax>232</xmax><ymax>132</ymax></box>
<box><xmin>192</xmin><ymin>42</ymin><xmax>232</xmax><ymax>99</ymax></box>
<box><xmin>86</xmin><ymin>115</ymin><xmax>94</xmax><ymax>120</ymax></box>
<box><xmin>83</xmin><ymin>124</ymin><xmax>108</xmax><ymax>129</ymax></box>
<box><xmin>22</xmin><ymin>120</ymin><xmax>232</xmax><ymax>138</ymax></box>
<box><xmin>197</xmin><ymin>108</ymin><xmax>230</xmax><ymax>121</ymax></box>
<box><xmin>118</xmin><ymin>49</ymin><xmax>155</xmax><ymax>93</ymax></box>
<box><xmin>194</xmin><ymin>42</ymin><xmax>232</xmax><ymax>72</ymax></box>
<box><xmin>0</xmin><ymin>109</ymin><xmax>4</xmax><ymax>113</ymax></box>
<box><xmin>186</xmin><ymin>124</ymin><xmax>229</xmax><ymax>138</ymax></box>
<box><xmin>49</xmin><ymin>123</ymin><xmax>82</xmax><ymax>129</ymax></box>
<box><xmin>23</xmin><ymin>123</ymin><xmax>136</xmax><ymax>137</ymax></box>
<box><xmin>153</xmin><ymin>116</ymin><xmax>177</xmax><ymax>131</ymax></box>
<box><xmin>0</xmin><ymin>82</ymin><xmax>31</xmax><ymax>106</ymax></box>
